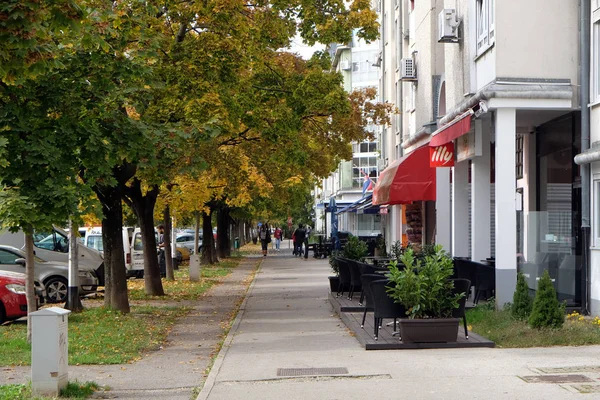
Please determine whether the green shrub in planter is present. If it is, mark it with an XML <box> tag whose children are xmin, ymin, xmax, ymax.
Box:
<box><xmin>386</xmin><ymin>245</ymin><xmax>463</xmax><ymax>319</ymax></box>
<box><xmin>389</xmin><ymin>240</ymin><xmax>404</xmax><ymax>261</ymax></box>
<box><xmin>528</xmin><ymin>270</ymin><xmax>565</xmax><ymax>329</ymax></box>
<box><xmin>328</xmin><ymin>250</ymin><xmax>341</xmax><ymax>275</ymax></box>
<box><xmin>342</xmin><ymin>236</ymin><xmax>368</xmax><ymax>261</ymax></box>
<box><xmin>511</xmin><ymin>272</ymin><xmax>532</xmax><ymax>320</ymax></box>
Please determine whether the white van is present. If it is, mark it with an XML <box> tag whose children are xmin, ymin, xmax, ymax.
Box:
<box><xmin>83</xmin><ymin>226</ymin><xmax>135</xmax><ymax>278</ymax></box>
<box><xmin>130</xmin><ymin>228</ymin><xmax>160</xmax><ymax>278</ymax></box>
<box><xmin>0</xmin><ymin>225</ymin><xmax>105</xmax><ymax>286</ymax></box>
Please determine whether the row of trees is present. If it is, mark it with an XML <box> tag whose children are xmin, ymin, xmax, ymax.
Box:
<box><xmin>0</xmin><ymin>0</ymin><xmax>393</xmax><ymax>317</ymax></box>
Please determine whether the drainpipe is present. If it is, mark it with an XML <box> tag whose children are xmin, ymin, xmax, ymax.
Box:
<box><xmin>580</xmin><ymin>0</ymin><xmax>591</xmax><ymax>314</ymax></box>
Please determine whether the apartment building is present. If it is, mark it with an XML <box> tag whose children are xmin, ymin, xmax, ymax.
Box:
<box><xmin>374</xmin><ymin>0</ymin><xmax>591</xmax><ymax>310</ymax></box>
<box><xmin>314</xmin><ymin>35</ymin><xmax>381</xmax><ymax>237</ymax></box>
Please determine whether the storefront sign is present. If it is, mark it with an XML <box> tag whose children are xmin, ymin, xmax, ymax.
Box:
<box><xmin>456</xmin><ymin>126</ymin><xmax>482</xmax><ymax>162</ymax></box>
<box><xmin>430</xmin><ymin>143</ymin><xmax>455</xmax><ymax>167</ymax></box>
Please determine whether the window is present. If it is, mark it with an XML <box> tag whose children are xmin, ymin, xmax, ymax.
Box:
<box><xmin>594</xmin><ymin>14</ymin><xmax>600</xmax><ymax>101</ymax></box>
<box><xmin>0</xmin><ymin>250</ymin><xmax>18</xmax><ymax>264</ymax></box>
<box><xmin>352</xmin><ymin>156</ymin><xmax>378</xmax><ymax>188</ymax></box>
<box><xmin>476</xmin><ymin>0</ymin><xmax>495</xmax><ymax>55</ymax></box>
<box><xmin>33</xmin><ymin>230</ymin><xmax>68</xmax><ymax>253</ymax></box>
<box><xmin>86</xmin><ymin>235</ymin><xmax>104</xmax><ymax>252</ymax></box>
<box><xmin>352</xmin><ymin>62</ymin><xmax>360</xmax><ymax>72</ymax></box>
<box><xmin>515</xmin><ymin>135</ymin><xmax>524</xmax><ymax>180</ymax></box>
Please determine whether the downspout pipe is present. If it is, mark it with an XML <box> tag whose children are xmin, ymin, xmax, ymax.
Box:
<box><xmin>579</xmin><ymin>0</ymin><xmax>591</xmax><ymax>314</ymax></box>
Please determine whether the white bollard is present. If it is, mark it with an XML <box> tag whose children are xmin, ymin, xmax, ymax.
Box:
<box><xmin>31</xmin><ymin>307</ymin><xmax>71</xmax><ymax>396</ymax></box>
<box><xmin>189</xmin><ymin>254</ymin><xmax>200</xmax><ymax>281</ymax></box>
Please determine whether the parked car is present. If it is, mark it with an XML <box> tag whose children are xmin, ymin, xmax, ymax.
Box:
<box><xmin>0</xmin><ymin>270</ymin><xmax>46</xmax><ymax>324</ymax></box>
<box><xmin>0</xmin><ymin>226</ymin><xmax>105</xmax><ymax>286</ymax></box>
<box><xmin>175</xmin><ymin>233</ymin><xmax>203</xmax><ymax>253</ymax></box>
<box><xmin>0</xmin><ymin>245</ymin><xmax>98</xmax><ymax>303</ymax></box>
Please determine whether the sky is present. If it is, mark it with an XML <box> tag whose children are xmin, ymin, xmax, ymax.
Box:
<box><xmin>288</xmin><ymin>34</ymin><xmax>325</xmax><ymax>59</ymax></box>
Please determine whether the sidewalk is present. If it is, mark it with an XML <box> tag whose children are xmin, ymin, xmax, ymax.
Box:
<box><xmin>0</xmin><ymin>257</ymin><xmax>260</xmax><ymax>400</ymax></box>
<box><xmin>197</xmin><ymin>255</ymin><xmax>600</xmax><ymax>400</ymax></box>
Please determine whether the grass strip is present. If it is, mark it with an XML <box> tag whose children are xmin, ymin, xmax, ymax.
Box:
<box><xmin>0</xmin><ymin>305</ymin><xmax>189</xmax><ymax>366</ymax></box>
<box><xmin>127</xmin><ymin>259</ymin><xmax>240</xmax><ymax>300</ymax></box>
<box><xmin>0</xmin><ymin>380</ymin><xmax>100</xmax><ymax>400</ymax></box>
<box><xmin>467</xmin><ymin>306</ymin><xmax>600</xmax><ymax>347</ymax></box>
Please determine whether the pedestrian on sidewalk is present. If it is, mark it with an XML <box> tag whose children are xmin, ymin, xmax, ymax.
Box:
<box><xmin>303</xmin><ymin>225</ymin><xmax>311</xmax><ymax>259</ymax></box>
<box><xmin>259</xmin><ymin>223</ymin><xmax>271</xmax><ymax>257</ymax></box>
<box><xmin>274</xmin><ymin>226</ymin><xmax>282</xmax><ymax>251</ymax></box>
<box><xmin>293</xmin><ymin>224</ymin><xmax>306</xmax><ymax>258</ymax></box>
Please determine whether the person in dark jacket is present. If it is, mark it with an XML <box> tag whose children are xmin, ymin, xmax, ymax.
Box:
<box><xmin>258</xmin><ymin>223</ymin><xmax>271</xmax><ymax>257</ymax></box>
<box><xmin>293</xmin><ymin>224</ymin><xmax>306</xmax><ymax>257</ymax></box>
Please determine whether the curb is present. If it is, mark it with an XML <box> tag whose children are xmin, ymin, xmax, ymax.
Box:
<box><xmin>195</xmin><ymin>258</ymin><xmax>262</xmax><ymax>400</ymax></box>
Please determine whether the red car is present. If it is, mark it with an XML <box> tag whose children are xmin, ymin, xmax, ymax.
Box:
<box><xmin>0</xmin><ymin>271</ymin><xmax>44</xmax><ymax>324</ymax></box>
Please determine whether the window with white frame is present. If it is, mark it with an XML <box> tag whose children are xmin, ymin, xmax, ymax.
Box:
<box><xmin>594</xmin><ymin>9</ymin><xmax>600</xmax><ymax>101</ymax></box>
<box><xmin>476</xmin><ymin>0</ymin><xmax>495</xmax><ymax>55</ymax></box>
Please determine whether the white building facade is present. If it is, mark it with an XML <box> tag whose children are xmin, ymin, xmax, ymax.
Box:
<box><xmin>314</xmin><ymin>34</ymin><xmax>382</xmax><ymax>238</ymax></box>
<box><xmin>375</xmin><ymin>0</ymin><xmax>594</xmax><ymax>310</ymax></box>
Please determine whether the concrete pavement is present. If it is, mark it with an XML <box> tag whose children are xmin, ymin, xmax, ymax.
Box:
<box><xmin>197</xmin><ymin>254</ymin><xmax>600</xmax><ymax>400</ymax></box>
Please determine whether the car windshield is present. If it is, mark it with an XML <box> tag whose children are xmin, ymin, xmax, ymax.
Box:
<box><xmin>0</xmin><ymin>249</ymin><xmax>44</xmax><ymax>264</ymax></box>
<box><xmin>87</xmin><ymin>235</ymin><xmax>103</xmax><ymax>252</ymax></box>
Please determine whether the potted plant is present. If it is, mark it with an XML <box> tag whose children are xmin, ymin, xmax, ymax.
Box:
<box><xmin>374</xmin><ymin>235</ymin><xmax>386</xmax><ymax>257</ymax></box>
<box><xmin>386</xmin><ymin>244</ymin><xmax>465</xmax><ymax>343</ymax></box>
<box><xmin>328</xmin><ymin>251</ymin><xmax>341</xmax><ymax>293</ymax></box>
<box><xmin>342</xmin><ymin>235</ymin><xmax>368</xmax><ymax>261</ymax></box>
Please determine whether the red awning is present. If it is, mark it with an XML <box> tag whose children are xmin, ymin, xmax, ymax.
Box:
<box><xmin>372</xmin><ymin>145</ymin><xmax>436</xmax><ymax>206</ymax></box>
<box><xmin>429</xmin><ymin>110</ymin><xmax>473</xmax><ymax>147</ymax></box>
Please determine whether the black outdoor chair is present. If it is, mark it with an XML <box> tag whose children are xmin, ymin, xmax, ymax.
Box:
<box><xmin>453</xmin><ymin>258</ymin><xmax>477</xmax><ymax>299</ymax></box>
<box><xmin>336</xmin><ymin>257</ymin><xmax>352</xmax><ymax>298</ymax></box>
<box><xmin>360</xmin><ymin>274</ymin><xmax>383</xmax><ymax>328</ymax></box>
<box><xmin>450</xmin><ymin>278</ymin><xmax>471</xmax><ymax>339</ymax></box>
<box><xmin>347</xmin><ymin>259</ymin><xmax>363</xmax><ymax>301</ymax></box>
<box><xmin>473</xmin><ymin>262</ymin><xmax>495</xmax><ymax>304</ymax></box>
<box><xmin>369</xmin><ymin>279</ymin><xmax>406</xmax><ymax>341</ymax></box>
<box><xmin>357</xmin><ymin>262</ymin><xmax>387</xmax><ymax>304</ymax></box>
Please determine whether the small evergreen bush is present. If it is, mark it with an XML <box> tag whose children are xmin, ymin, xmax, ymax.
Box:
<box><xmin>390</xmin><ymin>240</ymin><xmax>404</xmax><ymax>261</ymax></box>
<box><xmin>512</xmin><ymin>272</ymin><xmax>533</xmax><ymax>320</ymax></box>
<box><xmin>528</xmin><ymin>270</ymin><xmax>565</xmax><ymax>329</ymax></box>
<box><xmin>342</xmin><ymin>236</ymin><xmax>368</xmax><ymax>261</ymax></box>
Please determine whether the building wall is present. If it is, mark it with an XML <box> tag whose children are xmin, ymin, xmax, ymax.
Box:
<box><xmin>495</xmin><ymin>0</ymin><xmax>578</xmax><ymax>81</ymax></box>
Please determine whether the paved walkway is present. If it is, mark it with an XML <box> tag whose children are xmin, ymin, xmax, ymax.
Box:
<box><xmin>1</xmin><ymin>256</ymin><xmax>261</xmax><ymax>400</ymax></box>
<box><xmin>197</xmin><ymin>255</ymin><xmax>600</xmax><ymax>400</ymax></box>
<box><xmin>5</xmin><ymin>251</ymin><xmax>600</xmax><ymax>399</ymax></box>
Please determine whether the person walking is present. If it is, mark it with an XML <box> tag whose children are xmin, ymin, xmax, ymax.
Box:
<box><xmin>303</xmin><ymin>225</ymin><xmax>311</xmax><ymax>259</ymax></box>
<box><xmin>293</xmin><ymin>224</ymin><xmax>306</xmax><ymax>258</ymax></box>
<box><xmin>258</xmin><ymin>223</ymin><xmax>271</xmax><ymax>257</ymax></box>
<box><xmin>273</xmin><ymin>226</ymin><xmax>282</xmax><ymax>251</ymax></box>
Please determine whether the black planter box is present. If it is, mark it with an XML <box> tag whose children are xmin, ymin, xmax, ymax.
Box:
<box><xmin>399</xmin><ymin>318</ymin><xmax>460</xmax><ymax>343</ymax></box>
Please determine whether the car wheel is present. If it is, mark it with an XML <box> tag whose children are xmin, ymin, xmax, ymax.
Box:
<box><xmin>176</xmin><ymin>250</ymin><xmax>182</xmax><ymax>263</ymax></box>
<box><xmin>0</xmin><ymin>302</ymin><xmax>5</xmax><ymax>324</ymax></box>
<box><xmin>44</xmin><ymin>277</ymin><xmax>68</xmax><ymax>303</ymax></box>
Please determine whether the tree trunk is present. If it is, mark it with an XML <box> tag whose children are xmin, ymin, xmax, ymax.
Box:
<box><xmin>24</xmin><ymin>231</ymin><xmax>37</xmax><ymax>344</ymax></box>
<box><xmin>65</xmin><ymin>219</ymin><xmax>83</xmax><ymax>312</ymax></box>
<box><xmin>164</xmin><ymin>205</ymin><xmax>174</xmax><ymax>281</ymax></box>
<box><xmin>201</xmin><ymin>210</ymin><xmax>218</xmax><ymax>264</ymax></box>
<box><xmin>125</xmin><ymin>178</ymin><xmax>164</xmax><ymax>296</ymax></box>
<box><xmin>217</xmin><ymin>207</ymin><xmax>231</xmax><ymax>258</ymax></box>
<box><xmin>96</xmin><ymin>184</ymin><xmax>130</xmax><ymax>312</ymax></box>
<box><xmin>189</xmin><ymin>211</ymin><xmax>201</xmax><ymax>281</ymax></box>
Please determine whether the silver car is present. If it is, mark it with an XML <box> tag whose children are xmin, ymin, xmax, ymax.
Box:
<box><xmin>175</xmin><ymin>233</ymin><xmax>203</xmax><ymax>253</ymax></box>
<box><xmin>0</xmin><ymin>245</ymin><xmax>98</xmax><ymax>303</ymax></box>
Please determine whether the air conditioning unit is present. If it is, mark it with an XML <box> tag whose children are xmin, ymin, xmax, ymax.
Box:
<box><xmin>400</xmin><ymin>58</ymin><xmax>417</xmax><ymax>80</ymax></box>
<box><xmin>438</xmin><ymin>9</ymin><xmax>459</xmax><ymax>43</ymax></box>
<box><xmin>340</xmin><ymin>60</ymin><xmax>351</xmax><ymax>70</ymax></box>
